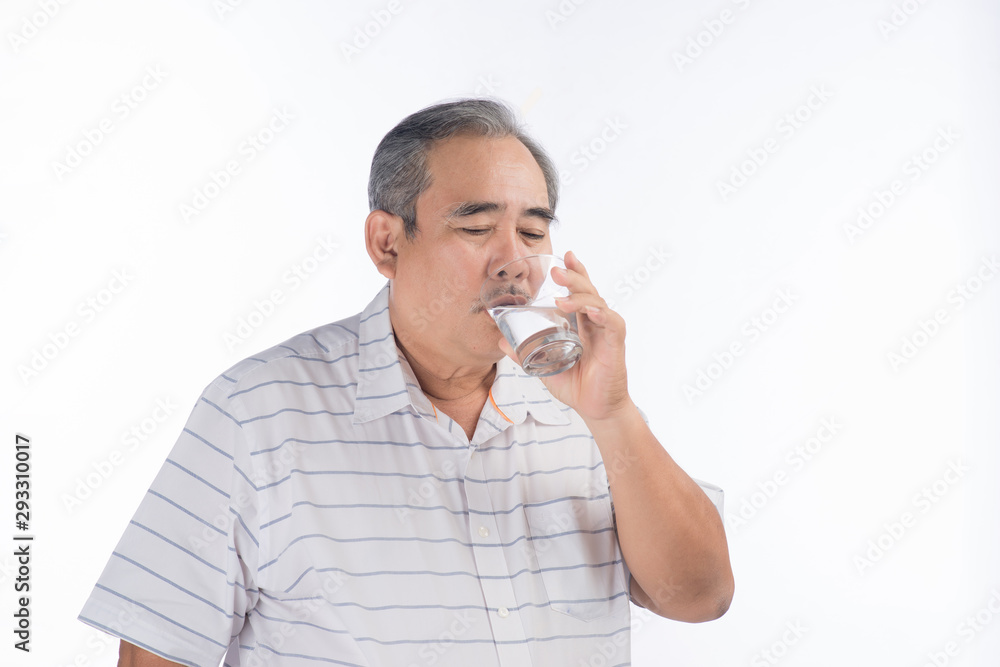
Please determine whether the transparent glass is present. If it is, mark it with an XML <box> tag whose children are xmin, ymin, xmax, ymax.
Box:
<box><xmin>481</xmin><ymin>254</ymin><xmax>582</xmax><ymax>377</ymax></box>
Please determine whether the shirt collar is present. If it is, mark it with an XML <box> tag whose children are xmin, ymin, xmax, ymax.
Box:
<box><xmin>353</xmin><ymin>281</ymin><xmax>571</xmax><ymax>428</ymax></box>
<box><xmin>489</xmin><ymin>355</ymin><xmax>571</xmax><ymax>427</ymax></box>
<box><xmin>353</xmin><ymin>283</ymin><xmax>434</xmax><ymax>424</ymax></box>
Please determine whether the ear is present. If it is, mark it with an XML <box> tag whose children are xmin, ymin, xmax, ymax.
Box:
<box><xmin>365</xmin><ymin>210</ymin><xmax>404</xmax><ymax>280</ymax></box>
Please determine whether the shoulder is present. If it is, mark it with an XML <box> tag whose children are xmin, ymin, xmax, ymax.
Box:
<box><xmin>204</xmin><ymin>311</ymin><xmax>364</xmax><ymax>400</ymax></box>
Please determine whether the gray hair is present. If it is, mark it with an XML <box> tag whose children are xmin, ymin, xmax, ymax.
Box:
<box><xmin>368</xmin><ymin>98</ymin><xmax>559</xmax><ymax>240</ymax></box>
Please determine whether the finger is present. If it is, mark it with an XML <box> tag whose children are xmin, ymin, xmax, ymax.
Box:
<box><xmin>552</xmin><ymin>263</ymin><xmax>598</xmax><ymax>296</ymax></box>
<box><xmin>555</xmin><ymin>292</ymin><xmax>609</xmax><ymax>315</ymax></box>
<box><xmin>564</xmin><ymin>250</ymin><xmax>590</xmax><ymax>278</ymax></box>
<box><xmin>581</xmin><ymin>305</ymin><xmax>609</xmax><ymax>325</ymax></box>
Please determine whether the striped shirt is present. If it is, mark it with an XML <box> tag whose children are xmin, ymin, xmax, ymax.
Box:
<box><xmin>79</xmin><ymin>282</ymin><xmax>704</xmax><ymax>667</ymax></box>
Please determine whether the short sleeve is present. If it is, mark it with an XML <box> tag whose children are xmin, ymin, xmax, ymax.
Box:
<box><xmin>78</xmin><ymin>378</ymin><xmax>261</xmax><ymax>667</ymax></box>
<box><xmin>612</xmin><ymin>406</ymin><xmax>726</xmax><ymax>606</ymax></box>
<box><xmin>630</xmin><ymin>405</ymin><xmax>726</xmax><ymax>515</ymax></box>
<box><xmin>692</xmin><ymin>478</ymin><xmax>725</xmax><ymax>517</ymax></box>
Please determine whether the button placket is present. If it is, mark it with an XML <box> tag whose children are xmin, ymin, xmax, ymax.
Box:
<box><xmin>463</xmin><ymin>448</ymin><xmax>532</xmax><ymax>665</ymax></box>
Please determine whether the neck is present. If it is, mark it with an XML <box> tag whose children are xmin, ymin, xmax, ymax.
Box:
<box><xmin>393</xmin><ymin>332</ymin><xmax>497</xmax><ymax>405</ymax></box>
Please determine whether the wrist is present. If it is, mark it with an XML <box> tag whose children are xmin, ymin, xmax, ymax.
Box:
<box><xmin>583</xmin><ymin>398</ymin><xmax>642</xmax><ymax>436</ymax></box>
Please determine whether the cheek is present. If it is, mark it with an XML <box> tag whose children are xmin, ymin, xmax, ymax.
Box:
<box><xmin>401</xmin><ymin>243</ymin><xmax>489</xmax><ymax>313</ymax></box>
<box><xmin>407</xmin><ymin>270</ymin><xmax>479</xmax><ymax>320</ymax></box>
<box><xmin>438</xmin><ymin>259</ymin><xmax>487</xmax><ymax>304</ymax></box>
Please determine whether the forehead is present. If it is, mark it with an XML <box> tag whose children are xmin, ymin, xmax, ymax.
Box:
<box><xmin>422</xmin><ymin>134</ymin><xmax>548</xmax><ymax>202</ymax></box>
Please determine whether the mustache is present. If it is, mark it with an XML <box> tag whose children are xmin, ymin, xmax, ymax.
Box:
<box><xmin>474</xmin><ymin>286</ymin><xmax>532</xmax><ymax>313</ymax></box>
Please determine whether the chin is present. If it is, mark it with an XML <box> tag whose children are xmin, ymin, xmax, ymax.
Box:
<box><xmin>471</xmin><ymin>321</ymin><xmax>505</xmax><ymax>361</ymax></box>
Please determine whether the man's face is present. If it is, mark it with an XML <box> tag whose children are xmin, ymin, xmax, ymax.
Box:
<box><xmin>389</xmin><ymin>133</ymin><xmax>554</xmax><ymax>368</ymax></box>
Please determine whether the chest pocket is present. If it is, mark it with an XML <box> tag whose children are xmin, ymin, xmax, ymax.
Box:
<box><xmin>523</xmin><ymin>498</ymin><xmax>627</xmax><ymax>621</ymax></box>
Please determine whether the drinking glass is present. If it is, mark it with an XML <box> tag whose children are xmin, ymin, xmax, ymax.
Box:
<box><xmin>481</xmin><ymin>254</ymin><xmax>582</xmax><ymax>377</ymax></box>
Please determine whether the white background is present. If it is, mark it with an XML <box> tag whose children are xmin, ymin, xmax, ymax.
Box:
<box><xmin>2</xmin><ymin>0</ymin><xmax>999</xmax><ymax>665</ymax></box>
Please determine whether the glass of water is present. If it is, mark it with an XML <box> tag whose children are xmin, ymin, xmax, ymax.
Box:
<box><xmin>481</xmin><ymin>254</ymin><xmax>582</xmax><ymax>377</ymax></box>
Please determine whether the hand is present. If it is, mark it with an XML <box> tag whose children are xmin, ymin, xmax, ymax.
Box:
<box><xmin>497</xmin><ymin>250</ymin><xmax>634</xmax><ymax>423</ymax></box>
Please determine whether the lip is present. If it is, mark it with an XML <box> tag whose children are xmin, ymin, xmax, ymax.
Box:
<box><xmin>489</xmin><ymin>294</ymin><xmax>529</xmax><ymax>308</ymax></box>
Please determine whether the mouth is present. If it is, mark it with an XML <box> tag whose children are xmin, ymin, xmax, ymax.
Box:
<box><xmin>488</xmin><ymin>293</ymin><xmax>529</xmax><ymax>308</ymax></box>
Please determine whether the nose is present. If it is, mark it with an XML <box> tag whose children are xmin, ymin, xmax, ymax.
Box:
<box><xmin>496</xmin><ymin>262</ymin><xmax>527</xmax><ymax>281</ymax></box>
<box><xmin>486</xmin><ymin>224</ymin><xmax>531</xmax><ymax>278</ymax></box>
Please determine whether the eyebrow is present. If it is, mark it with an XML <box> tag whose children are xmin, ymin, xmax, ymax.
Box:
<box><xmin>446</xmin><ymin>201</ymin><xmax>555</xmax><ymax>223</ymax></box>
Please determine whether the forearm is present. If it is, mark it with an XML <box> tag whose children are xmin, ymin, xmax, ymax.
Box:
<box><xmin>586</xmin><ymin>401</ymin><xmax>734</xmax><ymax>621</ymax></box>
<box><xmin>118</xmin><ymin>641</ymin><xmax>182</xmax><ymax>667</ymax></box>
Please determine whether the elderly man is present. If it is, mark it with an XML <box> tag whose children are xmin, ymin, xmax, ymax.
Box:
<box><xmin>80</xmin><ymin>99</ymin><xmax>733</xmax><ymax>667</ymax></box>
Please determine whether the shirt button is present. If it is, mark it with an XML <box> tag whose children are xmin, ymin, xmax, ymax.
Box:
<box><xmin>497</xmin><ymin>607</ymin><xmax>510</xmax><ymax>618</ymax></box>
<box><xmin>478</xmin><ymin>526</ymin><xmax>490</xmax><ymax>538</ymax></box>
